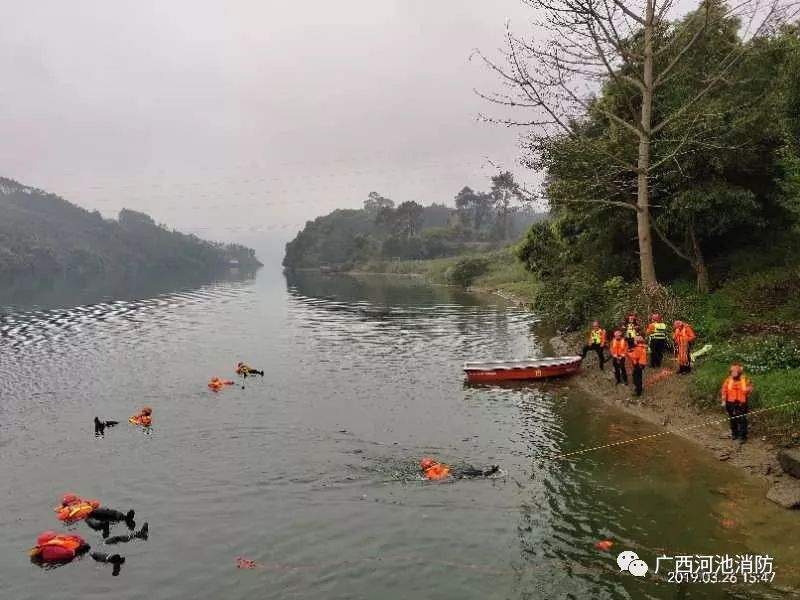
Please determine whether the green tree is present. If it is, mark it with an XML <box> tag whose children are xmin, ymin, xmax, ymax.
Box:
<box><xmin>478</xmin><ymin>0</ymin><xmax>795</xmax><ymax>286</ymax></box>
<box><xmin>490</xmin><ymin>171</ymin><xmax>526</xmax><ymax>240</ymax></box>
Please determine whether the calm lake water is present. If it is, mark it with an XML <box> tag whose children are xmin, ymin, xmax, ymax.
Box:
<box><xmin>1</xmin><ymin>267</ymin><xmax>797</xmax><ymax>599</ymax></box>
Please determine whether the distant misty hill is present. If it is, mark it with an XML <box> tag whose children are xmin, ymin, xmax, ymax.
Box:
<box><xmin>284</xmin><ymin>177</ymin><xmax>546</xmax><ymax>270</ymax></box>
<box><xmin>0</xmin><ymin>177</ymin><xmax>261</xmax><ymax>281</ymax></box>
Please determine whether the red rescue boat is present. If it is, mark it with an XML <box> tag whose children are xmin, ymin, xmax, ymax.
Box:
<box><xmin>463</xmin><ymin>356</ymin><xmax>582</xmax><ymax>383</ymax></box>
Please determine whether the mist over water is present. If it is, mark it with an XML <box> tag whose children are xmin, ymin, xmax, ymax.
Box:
<box><xmin>1</xmin><ymin>269</ymin><xmax>797</xmax><ymax>599</ymax></box>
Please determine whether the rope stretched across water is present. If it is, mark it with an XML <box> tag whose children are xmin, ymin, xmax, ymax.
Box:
<box><xmin>550</xmin><ymin>399</ymin><xmax>800</xmax><ymax>461</ymax></box>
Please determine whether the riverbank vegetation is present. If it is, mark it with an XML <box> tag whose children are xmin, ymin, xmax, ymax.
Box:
<box><xmin>501</xmin><ymin>13</ymin><xmax>800</xmax><ymax>431</ymax></box>
<box><xmin>0</xmin><ymin>177</ymin><xmax>261</xmax><ymax>282</ymax></box>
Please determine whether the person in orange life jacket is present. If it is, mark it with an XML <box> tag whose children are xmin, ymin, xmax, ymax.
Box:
<box><xmin>627</xmin><ymin>336</ymin><xmax>648</xmax><ymax>397</ymax></box>
<box><xmin>29</xmin><ymin>531</ymin><xmax>90</xmax><ymax>564</ymax></box>
<box><xmin>236</xmin><ymin>362</ymin><xmax>264</xmax><ymax>377</ymax></box>
<box><xmin>419</xmin><ymin>457</ymin><xmax>499</xmax><ymax>481</ymax></box>
<box><xmin>56</xmin><ymin>493</ymin><xmax>136</xmax><ymax>538</ymax></box>
<box><xmin>646</xmin><ymin>313</ymin><xmax>668</xmax><ymax>368</ymax></box>
<box><xmin>30</xmin><ymin>531</ymin><xmax>126</xmax><ymax>575</ymax></box>
<box><xmin>609</xmin><ymin>330</ymin><xmax>629</xmax><ymax>385</ymax></box>
<box><xmin>721</xmin><ymin>364</ymin><xmax>753</xmax><ymax>442</ymax></box>
<box><xmin>580</xmin><ymin>321</ymin><xmax>607</xmax><ymax>370</ymax></box>
<box><xmin>673</xmin><ymin>321</ymin><xmax>697</xmax><ymax>374</ymax></box>
<box><xmin>622</xmin><ymin>314</ymin><xmax>640</xmax><ymax>349</ymax></box>
<box><xmin>129</xmin><ymin>406</ymin><xmax>152</xmax><ymax>426</ymax></box>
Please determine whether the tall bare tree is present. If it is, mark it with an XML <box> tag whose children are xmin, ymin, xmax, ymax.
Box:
<box><xmin>477</xmin><ymin>0</ymin><xmax>796</xmax><ymax>286</ymax></box>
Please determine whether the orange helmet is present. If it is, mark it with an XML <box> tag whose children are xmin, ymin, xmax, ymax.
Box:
<box><xmin>61</xmin><ymin>493</ymin><xmax>79</xmax><ymax>506</ymax></box>
<box><xmin>420</xmin><ymin>457</ymin><xmax>436</xmax><ymax>471</ymax></box>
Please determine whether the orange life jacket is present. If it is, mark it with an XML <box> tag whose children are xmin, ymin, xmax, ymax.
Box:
<box><xmin>31</xmin><ymin>534</ymin><xmax>85</xmax><ymax>560</ymax></box>
<box><xmin>610</xmin><ymin>338</ymin><xmax>628</xmax><ymax>359</ymax></box>
<box><xmin>628</xmin><ymin>343</ymin><xmax>648</xmax><ymax>366</ymax></box>
<box><xmin>129</xmin><ymin>414</ymin><xmax>152</xmax><ymax>426</ymax></box>
<box><xmin>423</xmin><ymin>463</ymin><xmax>451</xmax><ymax>481</ymax></box>
<box><xmin>55</xmin><ymin>499</ymin><xmax>99</xmax><ymax>522</ymax></box>
<box><xmin>722</xmin><ymin>376</ymin><xmax>750</xmax><ymax>403</ymax></box>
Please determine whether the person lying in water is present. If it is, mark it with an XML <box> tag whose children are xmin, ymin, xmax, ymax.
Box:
<box><xmin>55</xmin><ymin>493</ymin><xmax>135</xmax><ymax>527</ymax></box>
<box><xmin>236</xmin><ymin>362</ymin><xmax>264</xmax><ymax>377</ymax></box>
<box><xmin>419</xmin><ymin>457</ymin><xmax>500</xmax><ymax>481</ymax></box>
<box><xmin>29</xmin><ymin>531</ymin><xmax>127</xmax><ymax>575</ymax></box>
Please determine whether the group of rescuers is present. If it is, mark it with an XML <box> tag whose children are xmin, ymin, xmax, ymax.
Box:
<box><xmin>580</xmin><ymin>313</ymin><xmax>753</xmax><ymax>443</ymax></box>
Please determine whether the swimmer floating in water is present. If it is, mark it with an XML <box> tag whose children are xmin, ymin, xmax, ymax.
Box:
<box><xmin>236</xmin><ymin>362</ymin><xmax>264</xmax><ymax>377</ymax></box>
<box><xmin>29</xmin><ymin>531</ymin><xmax>127</xmax><ymax>576</ymax></box>
<box><xmin>56</xmin><ymin>493</ymin><xmax>136</xmax><ymax>538</ymax></box>
<box><xmin>129</xmin><ymin>406</ymin><xmax>152</xmax><ymax>426</ymax></box>
<box><xmin>208</xmin><ymin>377</ymin><xmax>236</xmax><ymax>391</ymax></box>
<box><xmin>419</xmin><ymin>457</ymin><xmax>500</xmax><ymax>481</ymax></box>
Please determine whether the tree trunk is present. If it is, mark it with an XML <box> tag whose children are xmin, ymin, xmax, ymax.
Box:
<box><xmin>636</xmin><ymin>0</ymin><xmax>658</xmax><ymax>288</ymax></box>
<box><xmin>689</xmin><ymin>221</ymin><xmax>710</xmax><ymax>293</ymax></box>
<box><xmin>502</xmin><ymin>200</ymin><xmax>509</xmax><ymax>240</ymax></box>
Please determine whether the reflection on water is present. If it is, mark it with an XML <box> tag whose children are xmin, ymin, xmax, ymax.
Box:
<box><xmin>0</xmin><ymin>269</ymin><xmax>796</xmax><ymax>600</ymax></box>
<box><xmin>0</xmin><ymin>268</ymin><xmax>257</xmax><ymax>312</ymax></box>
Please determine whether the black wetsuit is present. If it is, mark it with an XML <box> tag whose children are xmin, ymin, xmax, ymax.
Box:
<box><xmin>91</xmin><ymin>552</ymin><xmax>125</xmax><ymax>575</ymax></box>
<box><xmin>452</xmin><ymin>465</ymin><xmax>500</xmax><ymax>479</ymax></box>
<box><xmin>240</xmin><ymin>367</ymin><xmax>264</xmax><ymax>377</ymax></box>
<box><xmin>105</xmin><ymin>523</ymin><xmax>148</xmax><ymax>545</ymax></box>
<box><xmin>94</xmin><ymin>417</ymin><xmax>120</xmax><ymax>436</ymax></box>
<box><xmin>84</xmin><ymin>508</ymin><xmax>135</xmax><ymax>538</ymax></box>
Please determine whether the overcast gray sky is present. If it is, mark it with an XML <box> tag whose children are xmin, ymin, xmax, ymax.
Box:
<box><xmin>1</xmin><ymin>0</ymin><xmax>539</xmax><ymax>258</ymax></box>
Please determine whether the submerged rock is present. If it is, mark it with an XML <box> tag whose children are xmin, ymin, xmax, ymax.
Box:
<box><xmin>766</xmin><ymin>480</ymin><xmax>800</xmax><ymax>509</ymax></box>
<box><xmin>777</xmin><ymin>448</ymin><xmax>800</xmax><ymax>479</ymax></box>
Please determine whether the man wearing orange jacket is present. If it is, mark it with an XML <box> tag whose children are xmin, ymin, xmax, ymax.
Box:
<box><xmin>580</xmin><ymin>320</ymin><xmax>607</xmax><ymax>370</ymax></box>
<box><xmin>721</xmin><ymin>364</ymin><xmax>753</xmax><ymax>442</ymax></box>
<box><xmin>673</xmin><ymin>321</ymin><xmax>697</xmax><ymax>374</ymax></box>
<box><xmin>628</xmin><ymin>335</ymin><xmax>648</xmax><ymax>397</ymax></box>
<box><xmin>609</xmin><ymin>330</ymin><xmax>629</xmax><ymax>385</ymax></box>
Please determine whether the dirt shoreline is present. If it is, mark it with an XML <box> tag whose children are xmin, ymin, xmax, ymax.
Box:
<box><xmin>468</xmin><ymin>283</ymin><xmax>800</xmax><ymax>508</ymax></box>
<box><xmin>550</xmin><ymin>332</ymin><xmax>800</xmax><ymax>508</ymax></box>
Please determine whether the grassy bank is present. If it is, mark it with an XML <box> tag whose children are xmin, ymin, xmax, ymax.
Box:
<box><xmin>355</xmin><ymin>248</ymin><xmax>539</xmax><ymax>304</ymax></box>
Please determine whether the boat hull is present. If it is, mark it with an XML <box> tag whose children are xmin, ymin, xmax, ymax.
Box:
<box><xmin>464</xmin><ymin>357</ymin><xmax>581</xmax><ymax>383</ymax></box>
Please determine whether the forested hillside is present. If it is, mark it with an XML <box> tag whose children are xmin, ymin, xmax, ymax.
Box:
<box><xmin>283</xmin><ymin>173</ymin><xmax>545</xmax><ymax>269</ymax></box>
<box><xmin>0</xmin><ymin>178</ymin><xmax>261</xmax><ymax>281</ymax></box>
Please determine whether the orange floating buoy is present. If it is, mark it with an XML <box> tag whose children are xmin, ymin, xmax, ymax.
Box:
<box><xmin>595</xmin><ymin>540</ymin><xmax>614</xmax><ymax>551</ymax></box>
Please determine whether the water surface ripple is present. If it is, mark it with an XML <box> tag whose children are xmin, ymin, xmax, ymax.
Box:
<box><xmin>0</xmin><ymin>270</ymin><xmax>796</xmax><ymax>600</ymax></box>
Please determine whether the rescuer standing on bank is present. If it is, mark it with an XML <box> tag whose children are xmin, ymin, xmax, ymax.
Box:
<box><xmin>646</xmin><ymin>313</ymin><xmax>668</xmax><ymax>368</ymax></box>
<box><xmin>721</xmin><ymin>364</ymin><xmax>753</xmax><ymax>443</ymax></box>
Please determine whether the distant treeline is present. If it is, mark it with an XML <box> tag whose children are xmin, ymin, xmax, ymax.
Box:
<box><xmin>0</xmin><ymin>177</ymin><xmax>261</xmax><ymax>282</ymax></box>
<box><xmin>283</xmin><ymin>172</ymin><xmax>546</xmax><ymax>269</ymax></box>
